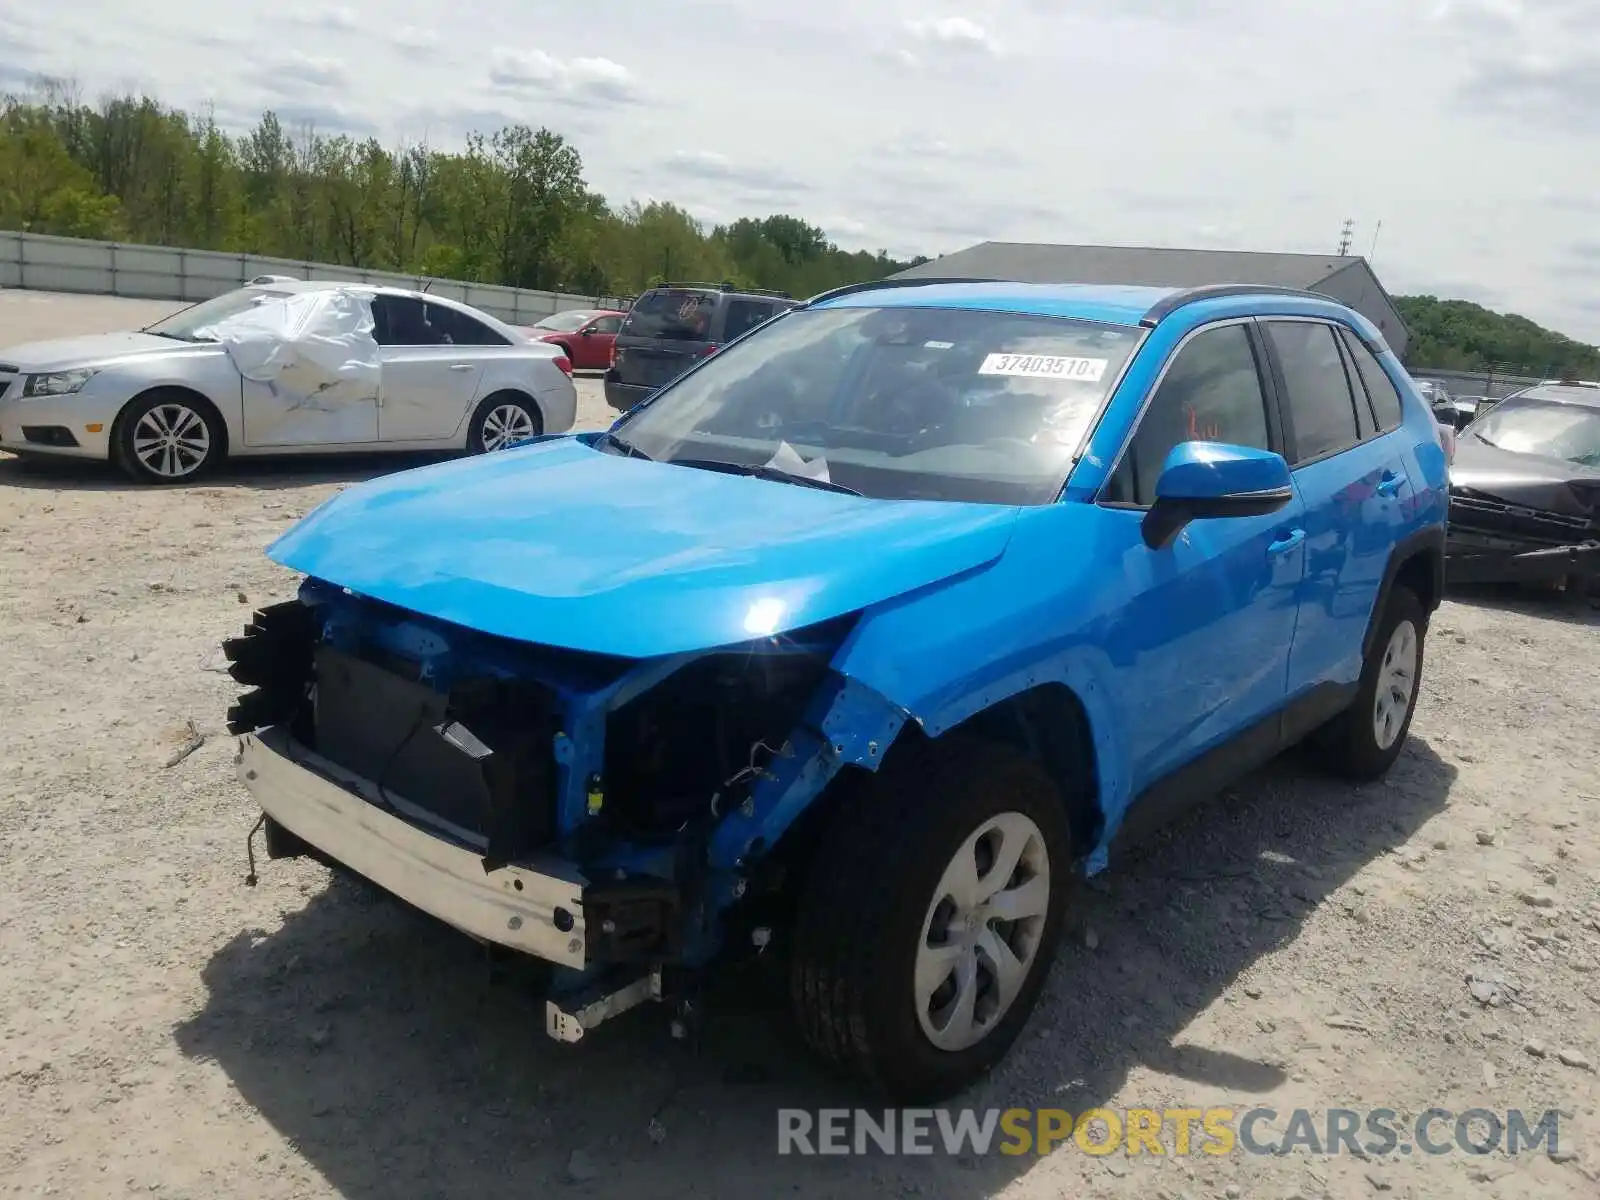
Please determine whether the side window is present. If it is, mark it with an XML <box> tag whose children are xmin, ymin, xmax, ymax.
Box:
<box><xmin>1340</xmin><ymin>329</ymin><xmax>1406</xmax><ymax>433</ymax></box>
<box><xmin>1339</xmin><ymin>336</ymin><xmax>1378</xmax><ymax>440</ymax></box>
<box><xmin>370</xmin><ymin>296</ymin><xmax>434</xmax><ymax>347</ymax></box>
<box><xmin>723</xmin><ymin>299</ymin><xmax>776</xmax><ymax>341</ymax></box>
<box><xmin>1265</xmin><ymin>322</ymin><xmax>1362</xmax><ymax>463</ymax></box>
<box><xmin>426</xmin><ymin>303</ymin><xmax>509</xmax><ymax>346</ymax></box>
<box><xmin>591</xmin><ymin>316</ymin><xmax>623</xmax><ymax>335</ymax></box>
<box><xmin>1104</xmin><ymin>323</ymin><xmax>1272</xmax><ymax>507</ymax></box>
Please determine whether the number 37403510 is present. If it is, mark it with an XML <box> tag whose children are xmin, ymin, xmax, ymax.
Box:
<box><xmin>978</xmin><ymin>353</ymin><xmax>1108</xmax><ymax>382</ymax></box>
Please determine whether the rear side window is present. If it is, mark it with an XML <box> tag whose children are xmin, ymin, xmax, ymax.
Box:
<box><xmin>723</xmin><ymin>299</ymin><xmax>778</xmax><ymax>340</ymax></box>
<box><xmin>1104</xmin><ymin>322</ymin><xmax>1272</xmax><ymax>506</ymax></box>
<box><xmin>1265</xmin><ymin>321</ymin><xmax>1362</xmax><ymax>463</ymax></box>
<box><xmin>620</xmin><ymin>289</ymin><xmax>718</xmax><ymax>341</ymax></box>
<box><xmin>1340</xmin><ymin>330</ymin><xmax>1406</xmax><ymax>433</ymax></box>
<box><xmin>427</xmin><ymin>303</ymin><xmax>510</xmax><ymax>346</ymax></box>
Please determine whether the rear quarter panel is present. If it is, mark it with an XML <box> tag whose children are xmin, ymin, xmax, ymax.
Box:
<box><xmin>468</xmin><ymin>348</ymin><xmax>577</xmax><ymax>437</ymax></box>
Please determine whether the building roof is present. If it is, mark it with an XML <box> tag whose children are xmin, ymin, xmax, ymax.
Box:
<box><xmin>814</xmin><ymin>281</ymin><xmax>1179</xmax><ymax>326</ymax></box>
<box><xmin>890</xmin><ymin>241</ymin><xmax>1410</xmax><ymax>353</ymax></box>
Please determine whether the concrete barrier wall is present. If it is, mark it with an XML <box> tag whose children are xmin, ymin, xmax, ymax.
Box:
<box><xmin>1409</xmin><ymin>368</ymin><xmax>1546</xmax><ymax>399</ymax></box>
<box><xmin>0</xmin><ymin>230</ymin><xmax>625</xmax><ymax>326</ymax></box>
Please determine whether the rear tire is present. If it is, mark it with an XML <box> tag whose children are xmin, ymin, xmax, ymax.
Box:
<box><xmin>112</xmin><ymin>389</ymin><xmax>226</xmax><ymax>484</ymax></box>
<box><xmin>789</xmin><ymin>738</ymin><xmax>1073</xmax><ymax>1102</ymax></box>
<box><xmin>1309</xmin><ymin>585</ymin><xmax>1427</xmax><ymax>781</ymax></box>
<box><xmin>467</xmin><ymin>392</ymin><xmax>542</xmax><ymax>453</ymax></box>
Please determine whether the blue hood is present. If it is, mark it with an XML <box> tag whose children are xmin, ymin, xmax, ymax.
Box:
<box><xmin>268</xmin><ymin>437</ymin><xmax>1021</xmax><ymax>658</ymax></box>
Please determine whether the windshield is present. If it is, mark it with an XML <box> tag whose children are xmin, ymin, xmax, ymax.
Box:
<box><xmin>1470</xmin><ymin>395</ymin><xmax>1600</xmax><ymax>467</ymax></box>
<box><xmin>620</xmin><ymin>289</ymin><xmax>719</xmax><ymax>341</ymax></box>
<box><xmin>534</xmin><ymin>311</ymin><xmax>594</xmax><ymax>332</ymax></box>
<box><xmin>146</xmin><ymin>288</ymin><xmax>293</xmax><ymax>341</ymax></box>
<box><xmin>610</xmin><ymin>305</ymin><xmax>1143</xmax><ymax>504</ymax></box>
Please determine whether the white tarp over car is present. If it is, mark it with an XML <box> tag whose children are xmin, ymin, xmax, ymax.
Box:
<box><xmin>205</xmin><ymin>290</ymin><xmax>381</xmax><ymax>411</ymax></box>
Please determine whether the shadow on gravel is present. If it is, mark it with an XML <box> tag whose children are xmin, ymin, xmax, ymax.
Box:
<box><xmin>0</xmin><ymin>449</ymin><xmax>451</xmax><ymax>493</ymax></box>
<box><xmin>174</xmin><ymin>738</ymin><xmax>1456</xmax><ymax>1199</ymax></box>
<box><xmin>1445</xmin><ymin>580</ymin><xmax>1600</xmax><ymax>628</ymax></box>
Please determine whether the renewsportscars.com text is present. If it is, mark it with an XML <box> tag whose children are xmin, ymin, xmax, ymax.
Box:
<box><xmin>776</xmin><ymin>1107</ymin><xmax>1564</xmax><ymax>1158</ymax></box>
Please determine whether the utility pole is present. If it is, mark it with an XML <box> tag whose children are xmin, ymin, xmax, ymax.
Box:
<box><xmin>1337</xmin><ymin>218</ymin><xmax>1354</xmax><ymax>256</ymax></box>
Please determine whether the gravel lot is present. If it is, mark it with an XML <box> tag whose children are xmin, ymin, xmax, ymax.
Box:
<box><xmin>2</xmin><ymin>290</ymin><xmax>1598</xmax><ymax>1199</ymax></box>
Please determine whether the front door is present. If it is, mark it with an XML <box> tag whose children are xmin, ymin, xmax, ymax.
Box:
<box><xmin>1260</xmin><ymin>319</ymin><xmax>1412</xmax><ymax>695</ymax></box>
<box><xmin>370</xmin><ymin>295</ymin><xmax>487</xmax><ymax>443</ymax></box>
<box><xmin>240</xmin><ymin>374</ymin><xmax>379</xmax><ymax>447</ymax></box>
<box><xmin>1098</xmin><ymin>319</ymin><xmax>1306</xmax><ymax>792</ymax></box>
<box><xmin>575</xmin><ymin>315</ymin><xmax>622</xmax><ymax>369</ymax></box>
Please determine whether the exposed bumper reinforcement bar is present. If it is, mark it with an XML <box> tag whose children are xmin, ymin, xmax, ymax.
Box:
<box><xmin>238</xmin><ymin>726</ymin><xmax>590</xmax><ymax>969</ymax></box>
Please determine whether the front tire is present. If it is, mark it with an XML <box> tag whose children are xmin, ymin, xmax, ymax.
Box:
<box><xmin>467</xmin><ymin>392</ymin><xmax>542</xmax><ymax>453</ymax></box>
<box><xmin>1310</xmin><ymin>585</ymin><xmax>1427</xmax><ymax>780</ymax></box>
<box><xmin>112</xmin><ymin>389</ymin><xmax>225</xmax><ymax>484</ymax></box>
<box><xmin>789</xmin><ymin>738</ymin><xmax>1072</xmax><ymax>1102</ymax></box>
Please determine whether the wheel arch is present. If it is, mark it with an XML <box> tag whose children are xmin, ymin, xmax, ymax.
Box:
<box><xmin>465</xmin><ymin>387</ymin><xmax>546</xmax><ymax>446</ymax></box>
<box><xmin>1363</xmin><ymin>525</ymin><xmax>1445</xmax><ymax>660</ymax></box>
<box><xmin>766</xmin><ymin>679</ymin><xmax>1110</xmax><ymax>888</ymax></box>
<box><xmin>112</xmin><ymin>384</ymin><xmax>232</xmax><ymax>459</ymax></box>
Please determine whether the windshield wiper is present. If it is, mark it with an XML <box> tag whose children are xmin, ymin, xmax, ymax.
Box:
<box><xmin>593</xmin><ymin>430</ymin><xmax>653</xmax><ymax>460</ymax></box>
<box><xmin>670</xmin><ymin>458</ymin><xmax>863</xmax><ymax>496</ymax></box>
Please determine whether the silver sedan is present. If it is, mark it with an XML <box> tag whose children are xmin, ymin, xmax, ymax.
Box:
<box><xmin>0</xmin><ymin>281</ymin><xmax>577</xmax><ymax>483</ymax></box>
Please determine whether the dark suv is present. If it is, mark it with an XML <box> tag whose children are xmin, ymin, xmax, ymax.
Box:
<box><xmin>604</xmin><ymin>283</ymin><xmax>796</xmax><ymax>411</ymax></box>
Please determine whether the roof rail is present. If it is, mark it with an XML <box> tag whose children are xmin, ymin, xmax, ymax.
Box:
<box><xmin>801</xmin><ymin>276</ymin><xmax>1006</xmax><ymax>307</ymax></box>
<box><xmin>1139</xmin><ymin>283</ymin><xmax>1334</xmax><ymax>326</ymax></box>
<box><xmin>650</xmin><ymin>280</ymin><xmax>794</xmax><ymax>299</ymax></box>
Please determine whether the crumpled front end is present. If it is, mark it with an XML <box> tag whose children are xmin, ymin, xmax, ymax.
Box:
<box><xmin>1446</xmin><ymin>486</ymin><xmax>1600</xmax><ymax>587</ymax></box>
<box><xmin>225</xmin><ymin>578</ymin><xmax>908</xmax><ymax>997</ymax></box>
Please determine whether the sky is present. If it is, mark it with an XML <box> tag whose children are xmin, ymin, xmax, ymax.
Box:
<box><xmin>3</xmin><ymin>0</ymin><xmax>1598</xmax><ymax>344</ymax></box>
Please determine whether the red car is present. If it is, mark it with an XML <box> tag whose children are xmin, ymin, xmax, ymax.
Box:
<box><xmin>523</xmin><ymin>309</ymin><xmax>626</xmax><ymax>371</ymax></box>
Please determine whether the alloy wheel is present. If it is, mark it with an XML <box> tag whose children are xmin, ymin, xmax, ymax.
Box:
<box><xmin>480</xmin><ymin>403</ymin><xmax>536</xmax><ymax>451</ymax></box>
<box><xmin>132</xmin><ymin>403</ymin><xmax>211</xmax><ymax>479</ymax></box>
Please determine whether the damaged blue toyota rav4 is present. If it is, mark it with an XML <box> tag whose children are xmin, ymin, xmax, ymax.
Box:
<box><xmin>226</xmin><ymin>279</ymin><xmax>1449</xmax><ymax>1101</ymax></box>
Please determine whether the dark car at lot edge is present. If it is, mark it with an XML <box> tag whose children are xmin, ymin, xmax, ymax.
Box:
<box><xmin>604</xmin><ymin>283</ymin><xmax>797</xmax><ymax>411</ymax></box>
<box><xmin>1445</xmin><ymin>382</ymin><xmax>1600</xmax><ymax>590</ymax></box>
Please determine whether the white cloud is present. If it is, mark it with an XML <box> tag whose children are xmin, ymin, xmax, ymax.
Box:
<box><xmin>391</xmin><ymin>26</ymin><xmax>438</xmax><ymax>53</ymax></box>
<box><xmin>276</xmin><ymin>52</ymin><xmax>348</xmax><ymax>89</ymax></box>
<box><xmin>488</xmin><ymin>48</ymin><xmax>637</xmax><ymax>102</ymax></box>
<box><xmin>291</xmin><ymin>5</ymin><xmax>358</xmax><ymax>30</ymax></box>
<box><xmin>904</xmin><ymin>15</ymin><xmax>1001</xmax><ymax>55</ymax></box>
<box><xmin>4</xmin><ymin>0</ymin><xmax>1599</xmax><ymax>342</ymax></box>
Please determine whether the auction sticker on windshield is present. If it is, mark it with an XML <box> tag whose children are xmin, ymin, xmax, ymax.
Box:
<box><xmin>979</xmin><ymin>354</ymin><xmax>1107</xmax><ymax>382</ymax></box>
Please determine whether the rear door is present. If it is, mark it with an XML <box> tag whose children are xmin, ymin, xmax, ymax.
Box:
<box><xmin>372</xmin><ymin>296</ymin><xmax>497</xmax><ymax>442</ymax></box>
<box><xmin>611</xmin><ymin>289</ymin><xmax>720</xmax><ymax>391</ymax></box>
<box><xmin>718</xmin><ymin>297</ymin><xmax>784</xmax><ymax>344</ymax></box>
<box><xmin>1262</xmin><ymin>319</ymin><xmax>1415</xmax><ymax>696</ymax></box>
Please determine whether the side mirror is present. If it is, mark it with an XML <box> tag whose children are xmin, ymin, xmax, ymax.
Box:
<box><xmin>579</xmin><ymin>327</ymin><xmax>594</xmax><ymax>336</ymax></box>
<box><xmin>1141</xmin><ymin>441</ymin><xmax>1293</xmax><ymax>550</ymax></box>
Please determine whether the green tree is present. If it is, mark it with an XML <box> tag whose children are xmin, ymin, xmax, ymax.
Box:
<box><xmin>0</xmin><ymin>84</ymin><xmax>925</xmax><ymax>299</ymax></box>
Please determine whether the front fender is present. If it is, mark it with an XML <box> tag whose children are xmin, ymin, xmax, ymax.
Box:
<box><xmin>90</xmin><ymin>354</ymin><xmax>244</xmax><ymax>435</ymax></box>
<box><xmin>831</xmin><ymin>503</ymin><xmax>1138</xmax><ymax>869</ymax></box>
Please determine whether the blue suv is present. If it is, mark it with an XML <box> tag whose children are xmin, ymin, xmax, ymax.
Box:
<box><xmin>224</xmin><ymin>279</ymin><xmax>1449</xmax><ymax>1101</ymax></box>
